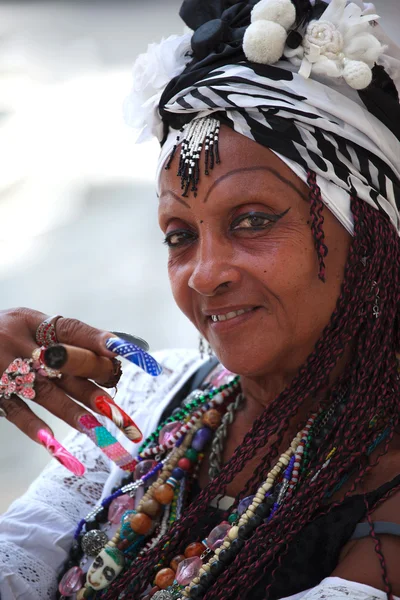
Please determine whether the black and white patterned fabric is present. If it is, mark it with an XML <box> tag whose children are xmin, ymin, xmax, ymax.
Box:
<box><xmin>153</xmin><ymin>1</ymin><xmax>400</xmax><ymax>236</ymax></box>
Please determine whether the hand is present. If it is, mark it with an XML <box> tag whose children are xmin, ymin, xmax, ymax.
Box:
<box><xmin>0</xmin><ymin>308</ymin><xmax>148</xmax><ymax>474</ymax></box>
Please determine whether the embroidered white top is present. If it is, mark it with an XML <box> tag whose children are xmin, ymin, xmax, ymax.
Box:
<box><xmin>0</xmin><ymin>349</ymin><xmax>398</xmax><ymax>600</ymax></box>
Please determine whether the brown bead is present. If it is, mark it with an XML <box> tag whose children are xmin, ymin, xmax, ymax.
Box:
<box><xmin>154</xmin><ymin>568</ymin><xmax>175</xmax><ymax>589</ymax></box>
<box><xmin>153</xmin><ymin>483</ymin><xmax>175</xmax><ymax>505</ymax></box>
<box><xmin>202</xmin><ymin>409</ymin><xmax>222</xmax><ymax>430</ymax></box>
<box><xmin>150</xmin><ymin>586</ymin><xmax>160</xmax><ymax>597</ymax></box>
<box><xmin>129</xmin><ymin>512</ymin><xmax>153</xmax><ymax>535</ymax></box>
<box><xmin>117</xmin><ymin>539</ymin><xmax>130</xmax><ymax>551</ymax></box>
<box><xmin>184</xmin><ymin>542</ymin><xmax>206</xmax><ymax>558</ymax></box>
<box><xmin>140</xmin><ymin>497</ymin><xmax>162</xmax><ymax>518</ymax></box>
<box><xmin>170</xmin><ymin>554</ymin><xmax>186</xmax><ymax>571</ymax></box>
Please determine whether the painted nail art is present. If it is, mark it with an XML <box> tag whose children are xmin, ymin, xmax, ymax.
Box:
<box><xmin>110</xmin><ymin>331</ymin><xmax>149</xmax><ymax>352</ymax></box>
<box><xmin>37</xmin><ymin>429</ymin><xmax>85</xmax><ymax>476</ymax></box>
<box><xmin>94</xmin><ymin>395</ymin><xmax>142</xmax><ymax>442</ymax></box>
<box><xmin>77</xmin><ymin>414</ymin><xmax>138</xmax><ymax>472</ymax></box>
<box><xmin>105</xmin><ymin>337</ymin><xmax>162</xmax><ymax>376</ymax></box>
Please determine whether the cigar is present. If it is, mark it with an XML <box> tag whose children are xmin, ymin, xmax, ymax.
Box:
<box><xmin>42</xmin><ymin>344</ymin><xmax>121</xmax><ymax>387</ymax></box>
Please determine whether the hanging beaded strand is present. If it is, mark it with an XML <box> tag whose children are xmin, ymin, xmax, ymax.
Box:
<box><xmin>165</xmin><ymin>116</ymin><xmax>221</xmax><ymax>197</ymax></box>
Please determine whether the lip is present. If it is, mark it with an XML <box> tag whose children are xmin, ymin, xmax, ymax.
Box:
<box><xmin>203</xmin><ymin>305</ymin><xmax>259</xmax><ymax>317</ymax></box>
<box><xmin>88</xmin><ymin>575</ymin><xmax>100</xmax><ymax>588</ymax></box>
<box><xmin>207</xmin><ymin>306</ymin><xmax>261</xmax><ymax>330</ymax></box>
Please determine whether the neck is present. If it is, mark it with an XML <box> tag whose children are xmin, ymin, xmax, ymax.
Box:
<box><xmin>238</xmin><ymin>348</ymin><xmax>352</xmax><ymax>440</ymax></box>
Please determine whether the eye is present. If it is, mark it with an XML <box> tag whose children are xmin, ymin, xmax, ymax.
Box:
<box><xmin>93</xmin><ymin>556</ymin><xmax>104</xmax><ymax>569</ymax></box>
<box><xmin>103</xmin><ymin>567</ymin><xmax>116</xmax><ymax>581</ymax></box>
<box><xmin>231</xmin><ymin>209</ymin><xmax>289</xmax><ymax>231</ymax></box>
<box><xmin>164</xmin><ymin>228</ymin><xmax>196</xmax><ymax>248</ymax></box>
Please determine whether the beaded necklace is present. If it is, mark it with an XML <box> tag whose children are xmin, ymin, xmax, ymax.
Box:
<box><xmin>58</xmin><ymin>376</ymin><xmax>241</xmax><ymax>598</ymax></box>
<box><xmin>58</xmin><ymin>376</ymin><xmax>389</xmax><ymax>600</ymax></box>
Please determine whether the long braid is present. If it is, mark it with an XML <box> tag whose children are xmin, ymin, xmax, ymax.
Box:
<box><xmin>107</xmin><ymin>181</ymin><xmax>400</xmax><ymax>599</ymax></box>
<box><xmin>308</xmin><ymin>171</ymin><xmax>328</xmax><ymax>282</ymax></box>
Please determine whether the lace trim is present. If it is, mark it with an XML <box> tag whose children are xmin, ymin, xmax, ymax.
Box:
<box><xmin>0</xmin><ymin>349</ymin><xmax>201</xmax><ymax>600</ymax></box>
<box><xmin>0</xmin><ymin>542</ymin><xmax>58</xmax><ymax>599</ymax></box>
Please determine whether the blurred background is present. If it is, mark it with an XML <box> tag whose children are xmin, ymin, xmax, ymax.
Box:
<box><xmin>0</xmin><ymin>0</ymin><xmax>192</xmax><ymax>511</ymax></box>
<box><xmin>0</xmin><ymin>0</ymin><xmax>399</xmax><ymax>512</ymax></box>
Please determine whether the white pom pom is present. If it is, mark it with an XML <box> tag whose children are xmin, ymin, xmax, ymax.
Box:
<box><xmin>243</xmin><ymin>20</ymin><xmax>287</xmax><ymax>65</ymax></box>
<box><xmin>251</xmin><ymin>0</ymin><xmax>296</xmax><ymax>31</ymax></box>
<box><xmin>342</xmin><ymin>59</ymin><xmax>372</xmax><ymax>90</ymax></box>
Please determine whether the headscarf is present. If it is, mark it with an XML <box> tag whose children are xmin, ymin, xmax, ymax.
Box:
<box><xmin>125</xmin><ymin>0</ymin><xmax>400</xmax><ymax>236</ymax></box>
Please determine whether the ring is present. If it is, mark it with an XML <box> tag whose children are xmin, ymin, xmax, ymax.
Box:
<box><xmin>0</xmin><ymin>358</ymin><xmax>36</xmax><ymax>401</ymax></box>
<box><xmin>32</xmin><ymin>347</ymin><xmax>62</xmax><ymax>379</ymax></box>
<box><xmin>35</xmin><ymin>315</ymin><xmax>63</xmax><ymax>348</ymax></box>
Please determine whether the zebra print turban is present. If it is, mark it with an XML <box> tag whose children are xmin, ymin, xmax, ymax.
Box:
<box><xmin>125</xmin><ymin>0</ymin><xmax>400</xmax><ymax>236</ymax></box>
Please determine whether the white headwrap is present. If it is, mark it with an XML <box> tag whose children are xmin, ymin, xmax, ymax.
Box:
<box><xmin>125</xmin><ymin>0</ymin><xmax>400</xmax><ymax>236</ymax></box>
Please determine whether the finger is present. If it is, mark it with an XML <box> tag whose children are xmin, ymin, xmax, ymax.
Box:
<box><xmin>57</xmin><ymin>375</ymin><xmax>142</xmax><ymax>442</ymax></box>
<box><xmin>42</xmin><ymin>344</ymin><xmax>120</xmax><ymax>387</ymax></box>
<box><xmin>0</xmin><ymin>395</ymin><xmax>53</xmax><ymax>441</ymax></box>
<box><xmin>35</xmin><ymin>377</ymin><xmax>95</xmax><ymax>430</ymax></box>
<box><xmin>52</xmin><ymin>317</ymin><xmax>122</xmax><ymax>359</ymax></box>
<box><xmin>56</xmin><ymin>374</ymin><xmax>112</xmax><ymax>411</ymax></box>
<box><xmin>0</xmin><ymin>351</ymin><xmax>20</xmax><ymax>380</ymax></box>
<box><xmin>0</xmin><ymin>396</ymin><xmax>85</xmax><ymax>476</ymax></box>
<box><xmin>35</xmin><ymin>378</ymin><xmax>137</xmax><ymax>472</ymax></box>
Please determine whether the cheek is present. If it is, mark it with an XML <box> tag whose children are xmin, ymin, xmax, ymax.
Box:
<box><xmin>168</xmin><ymin>261</ymin><xmax>193</xmax><ymax>318</ymax></box>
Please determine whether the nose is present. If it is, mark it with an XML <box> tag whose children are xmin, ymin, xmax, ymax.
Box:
<box><xmin>188</xmin><ymin>235</ymin><xmax>241</xmax><ymax>296</ymax></box>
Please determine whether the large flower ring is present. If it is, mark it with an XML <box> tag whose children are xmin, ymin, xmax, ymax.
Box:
<box><xmin>0</xmin><ymin>358</ymin><xmax>37</xmax><ymax>401</ymax></box>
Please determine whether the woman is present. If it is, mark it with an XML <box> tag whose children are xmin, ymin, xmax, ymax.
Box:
<box><xmin>0</xmin><ymin>0</ymin><xmax>400</xmax><ymax>599</ymax></box>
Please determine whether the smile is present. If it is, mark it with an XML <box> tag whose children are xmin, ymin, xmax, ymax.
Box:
<box><xmin>88</xmin><ymin>575</ymin><xmax>100</xmax><ymax>588</ymax></box>
<box><xmin>210</xmin><ymin>307</ymin><xmax>255</xmax><ymax>322</ymax></box>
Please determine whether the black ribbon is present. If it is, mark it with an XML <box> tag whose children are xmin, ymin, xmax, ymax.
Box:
<box><xmin>159</xmin><ymin>1</ymin><xmax>255</xmax><ymax>136</ymax></box>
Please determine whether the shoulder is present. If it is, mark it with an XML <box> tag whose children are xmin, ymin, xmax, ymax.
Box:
<box><xmin>333</xmin><ymin>454</ymin><xmax>400</xmax><ymax>597</ymax></box>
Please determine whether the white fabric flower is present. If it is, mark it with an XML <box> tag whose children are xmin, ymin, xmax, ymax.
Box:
<box><xmin>305</xmin><ymin>20</ymin><xmax>344</xmax><ymax>60</ymax></box>
<box><xmin>124</xmin><ymin>33</ymin><xmax>193</xmax><ymax>143</ymax></box>
<box><xmin>286</xmin><ymin>0</ymin><xmax>386</xmax><ymax>89</ymax></box>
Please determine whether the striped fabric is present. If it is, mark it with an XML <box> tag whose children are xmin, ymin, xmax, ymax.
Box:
<box><xmin>157</xmin><ymin>59</ymin><xmax>400</xmax><ymax>236</ymax></box>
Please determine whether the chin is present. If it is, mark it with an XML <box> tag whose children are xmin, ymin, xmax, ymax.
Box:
<box><xmin>212</xmin><ymin>345</ymin><xmax>277</xmax><ymax>378</ymax></box>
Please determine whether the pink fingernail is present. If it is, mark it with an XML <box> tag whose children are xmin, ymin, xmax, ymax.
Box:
<box><xmin>37</xmin><ymin>429</ymin><xmax>85</xmax><ymax>476</ymax></box>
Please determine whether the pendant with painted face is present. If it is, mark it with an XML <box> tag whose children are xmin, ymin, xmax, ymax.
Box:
<box><xmin>86</xmin><ymin>546</ymin><xmax>125</xmax><ymax>590</ymax></box>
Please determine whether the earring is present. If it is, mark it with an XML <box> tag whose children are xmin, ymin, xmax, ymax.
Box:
<box><xmin>207</xmin><ymin>342</ymin><xmax>214</xmax><ymax>360</ymax></box>
<box><xmin>199</xmin><ymin>336</ymin><xmax>205</xmax><ymax>359</ymax></box>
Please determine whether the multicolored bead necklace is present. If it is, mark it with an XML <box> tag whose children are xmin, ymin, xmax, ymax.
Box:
<box><xmin>58</xmin><ymin>376</ymin><xmax>390</xmax><ymax>600</ymax></box>
<box><xmin>58</xmin><ymin>375</ymin><xmax>241</xmax><ymax>599</ymax></box>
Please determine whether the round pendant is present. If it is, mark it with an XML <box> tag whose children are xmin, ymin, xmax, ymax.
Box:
<box><xmin>81</xmin><ymin>530</ymin><xmax>108</xmax><ymax>557</ymax></box>
<box><xmin>152</xmin><ymin>591</ymin><xmax>174</xmax><ymax>600</ymax></box>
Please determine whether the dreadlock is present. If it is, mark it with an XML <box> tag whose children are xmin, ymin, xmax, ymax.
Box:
<box><xmin>106</xmin><ymin>177</ymin><xmax>400</xmax><ymax>600</ymax></box>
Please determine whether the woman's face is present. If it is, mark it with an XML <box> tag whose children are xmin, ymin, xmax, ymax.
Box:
<box><xmin>159</xmin><ymin>125</ymin><xmax>352</xmax><ymax>378</ymax></box>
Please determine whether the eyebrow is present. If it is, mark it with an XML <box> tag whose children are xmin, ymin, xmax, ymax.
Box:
<box><xmin>159</xmin><ymin>190</ymin><xmax>191</xmax><ymax>209</ymax></box>
<box><xmin>203</xmin><ymin>166</ymin><xmax>308</xmax><ymax>203</ymax></box>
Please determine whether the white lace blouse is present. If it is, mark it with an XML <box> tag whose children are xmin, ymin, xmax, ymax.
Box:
<box><xmin>0</xmin><ymin>349</ymin><xmax>397</xmax><ymax>600</ymax></box>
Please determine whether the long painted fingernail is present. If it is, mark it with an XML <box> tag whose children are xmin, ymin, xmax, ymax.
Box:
<box><xmin>94</xmin><ymin>395</ymin><xmax>143</xmax><ymax>443</ymax></box>
<box><xmin>77</xmin><ymin>414</ymin><xmax>138</xmax><ymax>472</ymax></box>
<box><xmin>110</xmin><ymin>331</ymin><xmax>149</xmax><ymax>352</ymax></box>
<box><xmin>105</xmin><ymin>337</ymin><xmax>162</xmax><ymax>376</ymax></box>
<box><xmin>43</xmin><ymin>345</ymin><xmax>67</xmax><ymax>369</ymax></box>
<box><xmin>37</xmin><ymin>429</ymin><xmax>85</xmax><ymax>476</ymax></box>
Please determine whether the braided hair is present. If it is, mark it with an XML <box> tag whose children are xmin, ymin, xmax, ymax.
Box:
<box><xmin>106</xmin><ymin>175</ymin><xmax>400</xmax><ymax>600</ymax></box>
